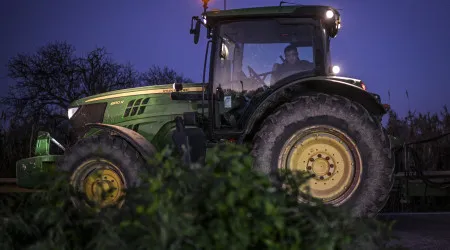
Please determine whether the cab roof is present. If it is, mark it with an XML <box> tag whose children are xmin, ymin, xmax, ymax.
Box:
<box><xmin>205</xmin><ymin>5</ymin><xmax>339</xmax><ymax>25</ymax></box>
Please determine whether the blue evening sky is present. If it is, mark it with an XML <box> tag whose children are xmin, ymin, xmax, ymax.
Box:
<box><xmin>1</xmin><ymin>0</ymin><xmax>449</xmax><ymax>118</ymax></box>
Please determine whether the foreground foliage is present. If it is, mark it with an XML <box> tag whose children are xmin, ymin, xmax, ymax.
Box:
<box><xmin>1</xmin><ymin>144</ymin><xmax>396</xmax><ymax>249</ymax></box>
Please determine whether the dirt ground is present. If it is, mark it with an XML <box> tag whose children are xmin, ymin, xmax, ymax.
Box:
<box><xmin>0</xmin><ymin>184</ymin><xmax>37</xmax><ymax>193</ymax></box>
<box><xmin>379</xmin><ymin>213</ymin><xmax>450</xmax><ymax>250</ymax></box>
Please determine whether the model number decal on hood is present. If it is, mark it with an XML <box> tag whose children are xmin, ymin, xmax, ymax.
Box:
<box><xmin>110</xmin><ymin>100</ymin><xmax>124</xmax><ymax>105</ymax></box>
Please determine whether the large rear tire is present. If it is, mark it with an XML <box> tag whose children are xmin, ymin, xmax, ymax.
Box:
<box><xmin>252</xmin><ymin>93</ymin><xmax>394</xmax><ymax>217</ymax></box>
<box><xmin>59</xmin><ymin>134</ymin><xmax>150</xmax><ymax>209</ymax></box>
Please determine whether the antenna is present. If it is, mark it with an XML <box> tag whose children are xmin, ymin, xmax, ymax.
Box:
<box><xmin>280</xmin><ymin>1</ymin><xmax>293</xmax><ymax>6</ymax></box>
<box><xmin>224</xmin><ymin>0</ymin><xmax>226</xmax><ymax>10</ymax></box>
<box><xmin>406</xmin><ymin>89</ymin><xmax>410</xmax><ymax>113</ymax></box>
<box><xmin>279</xmin><ymin>1</ymin><xmax>303</xmax><ymax>6</ymax></box>
<box><xmin>388</xmin><ymin>89</ymin><xmax>391</xmax><ymax>104</ymax></box>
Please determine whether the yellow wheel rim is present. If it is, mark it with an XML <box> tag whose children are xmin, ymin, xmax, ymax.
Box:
<box><xmin>71</xmin><ymin>159</ymin><xmax>127</xmax><ymax>208</ymax></box>
<box><xmin>278</xmin><ymin>125</ymin><xmax>362</xmax><ymax>205</ymax></box>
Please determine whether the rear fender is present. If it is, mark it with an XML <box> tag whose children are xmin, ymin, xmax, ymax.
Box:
<box><xmin>240</xmin><ymin>76</ymin><xmax>387</xmax><ymax>142</ymax></box>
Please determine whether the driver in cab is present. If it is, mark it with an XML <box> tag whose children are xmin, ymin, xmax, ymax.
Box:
<box><xmin>271</xmin><ymin>45</ymin><xmax>314</xmax><ymax>84</ymax></box>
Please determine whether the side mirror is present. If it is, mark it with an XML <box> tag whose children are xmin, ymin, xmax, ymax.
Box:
<box><xmin>194</xmin><ymin>20</ymin><xmax>201</xmax><ymax>44</ymax></box>
<box><xmin>190</xmin><ymin>16</ymin><xmax>201</xmax><ymax>44</ymax></box>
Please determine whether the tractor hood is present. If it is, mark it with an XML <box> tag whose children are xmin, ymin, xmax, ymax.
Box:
<box><xmin>69</xmin><ymin>83</ymin><xmax>204</xmax><ymax>107</ymax></box>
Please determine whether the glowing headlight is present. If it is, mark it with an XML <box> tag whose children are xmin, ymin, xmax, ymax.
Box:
<box><xmin>326</xmin><ymin>10</ymin><xmax>334</xmax><ymax>19</ymax></box>
<box><xmin>201</xmin><ymin>15</ymin><xmax>207</xmax><ymax>25</ymax></box>
<box><xmin>68</xmin><ymin>107</ymin><xmax>79</xmax><ymax>119</ymax></box>
<box><xmin>332</xmin><ymin>65</ymin><xmax>341</xmax><ymax>74</ymax></box>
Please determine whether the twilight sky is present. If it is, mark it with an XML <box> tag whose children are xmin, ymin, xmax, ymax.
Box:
<box><xmin>1</xmin><ymin>0</ymin><xmax>449</xmax><ymax>119</ymax></box>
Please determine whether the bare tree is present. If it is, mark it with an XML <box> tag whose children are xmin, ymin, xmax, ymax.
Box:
<box><xmin>0</xmin><ymin>41</ymin><xmax>139</xmax><ymax>125</ymax></box>
<box><xmin>141</xmin><ymin>65</ymin><xmax>193</xmax><ymax>85</ymax></box>
<box><xmin>2</xmin><ymin>41</ymin><xmax>78</xmax><ymax>123</ymax></box>
<box><xmin>77</xmin><ymin>47</ymin><xmax>138</xmax><ymax>96</ymax></box>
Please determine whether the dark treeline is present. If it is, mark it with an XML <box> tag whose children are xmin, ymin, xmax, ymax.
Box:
<box><xmin>0</xmin><ymin>41</ymin><xmax>449</xmax><ymax>177</ymax></box>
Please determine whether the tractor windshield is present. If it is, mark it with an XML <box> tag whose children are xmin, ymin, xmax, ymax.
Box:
<box><xmin>213</xmin><ymin>19</ymin><xmax>315</xmax><ymax>94</ymax></box>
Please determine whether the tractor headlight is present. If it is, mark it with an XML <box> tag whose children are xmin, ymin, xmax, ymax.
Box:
<box><xmin>326</xmin><ymin>10</ymin><xmax>334</xmax><ymax>19</ymax></box>
<box><xmin>201</xmin><ymin>15</ymin><xmax>207</xmax><ymax>25</ymax></box>
<box><xmin>332</xmin><ymin>65</ymin><xmax>341</xmax><ymax>74</ymax></box>
<box><xmin>68</xmin><ymin>107</ymin><xmax>79</xmax><ymax>119</ymax></box>
<box><xmin>324</xmin><ymin>10</ymin><xmax>340</xmax><ymax>38</ymax></box>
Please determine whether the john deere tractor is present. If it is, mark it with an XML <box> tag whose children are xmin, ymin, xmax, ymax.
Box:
<box><xmin>16</xmin><ymin>2</ymin><xmax>394</xmax><ymax>217</ymax></box>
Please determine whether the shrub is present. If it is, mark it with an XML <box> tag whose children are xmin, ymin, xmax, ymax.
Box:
<box><xmin>0</xmin><ymin>144</ymin><xmax>395</xmax><ymax>250</ymax></box>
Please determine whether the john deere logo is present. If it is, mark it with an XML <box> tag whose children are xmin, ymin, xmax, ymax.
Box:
<box><xmin>110</xmin><ymin>100</ymin><xmax>124</xmax><ymax>106</ymax></box>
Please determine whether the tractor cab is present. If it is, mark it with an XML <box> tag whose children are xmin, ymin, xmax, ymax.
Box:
<box><xmin>189</xmin><ymin>3</ymin><xmax>343</xmax><ymax>137</ymax></box>
<box><xmin>182</xmin><ymin>4</ymin><xmax>393</xmax><ymax>215</ymax></box>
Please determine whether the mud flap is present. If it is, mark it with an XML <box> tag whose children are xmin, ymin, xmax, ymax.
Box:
<box><xmin>172</xmin><ymin>117</ymin><xmax>206</xmax><ymax>165</ymax></box>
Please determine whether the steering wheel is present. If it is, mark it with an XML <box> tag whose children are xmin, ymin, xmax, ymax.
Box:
<box><xmin>247</xmin><ymin>66</ymin><xmax>271</xmax><ymax>90</ymax></box>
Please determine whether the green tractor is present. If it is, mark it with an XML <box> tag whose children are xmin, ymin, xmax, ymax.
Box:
<box><xmin>16</xmin><ymin>2</ymin><xmax>394</xmax><ymax>217</ymax></box>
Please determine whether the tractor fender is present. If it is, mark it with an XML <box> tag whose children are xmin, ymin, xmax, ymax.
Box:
<box><xmin>84</xmin><ymin>123</ymin><xmax>157</xmax><ymax>163</ymax></box>
<box><xmin>239</xmin><ymin>76</ymin><xmax>386</xmax><ymax>143</ymax></box>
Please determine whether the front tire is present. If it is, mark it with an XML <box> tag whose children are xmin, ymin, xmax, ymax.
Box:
<box><xmin>59</xmin><ymin>134</ymin><xmax>149</xmax><ymax>208</ymax></box>
<box><xmin>252</xmin><ymin>93</ymin><xmax>394</xmax><ymax>217</ymax></box>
